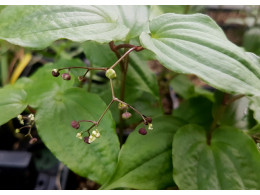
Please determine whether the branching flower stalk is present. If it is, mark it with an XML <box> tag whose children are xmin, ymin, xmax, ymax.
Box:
<box><xmin>15</xmin><ymin>114</ymin><xmax>37</xmax><ymax>144</ymax></box>
<box><xmin>52</xmin><ymin>42</ymin><xmax>153</xmax><ymax>144</ymax></box>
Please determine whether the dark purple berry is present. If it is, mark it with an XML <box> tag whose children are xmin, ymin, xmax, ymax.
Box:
<box><xmin>62</xmin><ymin>73</ymin><xmax>71</xmax><ymax>80</ymax></box>
<box><xmin>84</xmin><ymin>136</ymin><xmax>90</xmax><ymax>144</ymax></box>
<box><xmin>138</xmin><ymin>128</ymin><xmax>147</xmax><ymax>135</ymax></box>
<box><xmin>146</xmin><ymin>117</ymin><xmax>152</xmax><ymax>123</ymax></box>
<box><xmin>144</xmin><ymin>117</ymin><xmax>152</xmax><ymax>125</ymax></box>
<box><xmin>71</xmin><ymin>120</ymin><xmax>80</xmax><ymax>129</ymax></box>
<box><xmin>52</xmin><ymin>69</ymin><xmax>60</xmax><ymax>77</ymax></box>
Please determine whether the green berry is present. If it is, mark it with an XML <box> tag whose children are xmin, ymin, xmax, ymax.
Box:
<box><xmin>105</xmin><ymin>69</ymin><xmax>116</xmax><ymax>79</ymax></box>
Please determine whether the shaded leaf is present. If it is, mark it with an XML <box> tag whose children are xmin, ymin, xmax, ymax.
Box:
<box><xmin>173</xmin><ymin>96</ymin><xmax>213</xmax><ymax>128</ymax></box>
<box><xmin>82</xmin><ymin>41</ymin><xmax>117</xmax><ymax>68</ymax></box>
<box><xmin>170</xmin><ymin>74</ymin><xmax>214</xmax><ymax>101</ymax></box>
<box><xmin>101</xmin><ymin>116</ymin><xmax>185</xmax><ymax>190</ymax></box>
<box><xmin>36</xmin><ymin>88</ymin><xmax>120</xmax><ymax>184</ymax></box>
<box><xmin>173</xmin><ymin>124</ymin><xmax>260</xmax><ymax>189</ymax></box>
<box><xmin>0</xmin><ymin>87</ymin><xmax>27</xmax><ymax>125</ymax></box>
<box><xmin>127</xmin><ymin>52</ymin><xmax>159</xmax><ymax>98</ymax></box>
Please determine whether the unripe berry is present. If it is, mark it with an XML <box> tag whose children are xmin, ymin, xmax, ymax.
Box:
<box><xmin>84</xmin><ymin>136</ymin><xmax>90</xmax><ymax>144</ymax></box>
<box><xmin>78</xmin><ymin>76</ymin><xmax>87</xmax><ymax>82</ymax></box>
<box><xmin>118</xmin><ymin>102</ymin><xmax>127</xmax><ymax>110</ymax></box>
<box><xmin>52</xmin><ymin>69</ymin><xmax>60</xmax><ymax>77</ymax></box>
<box><xmin>138</xmin><ymin>128</ymin><xmax>147</xmax><ymax>135</ymax></box>
<box><xmin>122</xmin><ymin>112</ymin><xmax>132</xmax><ymax>119</ymax></box>
<box><xmin>105</xmin><ymin>69</ymin><xmax>116</xmax><ymax>79</ymax></box>
<box><xmin>62</xmin><ymin>73</ymin><xmax>71</xmax><ymax>80</ymax></box>
<box><xmin>71</xmin><ymin>120</ymin><xmax>80</xmax><ymax>129</ymax></box>
<box><xmin>29</xmin><ymin>138</ymin><xmax>38</xmax><ymax>144</ymax></box>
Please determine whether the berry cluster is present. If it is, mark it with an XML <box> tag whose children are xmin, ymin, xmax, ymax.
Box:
<box><xmin>51</xmin><ymin>42</ymin><xmax>152</xmax><ymax>145</ymax></box>
<box><xmin>138</xmin><ymin>117</ymin><xmax>153</xmax><ymax>135</ymax></box>
<box><xmin>15</xmin><ymin>114</ymin><xmax>37</xmax><ymax>144</ymax></box>
<box><xmin>72</xmin><ymin>120</ymin><xmax>101</xmax><ymax>144</ymax></box>
<box><xmin>52</xmin><ymin>69</ymin><xmax>71</xmax><ymax>80</ymax></box>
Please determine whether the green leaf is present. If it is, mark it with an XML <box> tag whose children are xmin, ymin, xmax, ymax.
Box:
<box><xmin>170</xmin><ymin>74</ymin><xmax>214</xmax><ymax>101</ymax></box>
<box><xmin>36</xmin><ymin>88</ymin><xmax>120</xmax><ymax>184</ymax></box>
<box><xmin>25</xmin><ymin>64</ymin><xmax>74</xmax><ymax>108</ymax></box>
<box><xmin>82</xmin><ymin>41</ymin><xmax>117</xmax><ymax>67</ymax></box>
<box><xmin>54</xmin><ymin>58</ymin><xmax>88</xmax><ymax>77</ymax></box>
<box><xmin>101</xmin><ymin>116</ymin><xmax>185</xmax><ymax>190</ymax></box>
<box><xmin>173</xmin><ymin>96</ymin><xmax>213</xmax><ymax>128</ymax></box>
<box><xmin>212</xmin><ymin>92</ymin><xmax>250</xmax><ymax>130</ymax></box>
<box><xmin>140</xmin><ymin>13</ymin><xmax>260</xmax><ymax>96</ymax></box>
<box><xmin>249</xmin><ymin>96</ymin><xmax>260</xmax><ymax>124</ymax></box>
<box><xmin>0</xmin><ymin>5</ymin><xmax>129</xmax><ymax>48</ymax></box>
<box><xmin>83</xmin><ymin>40</ymin><xmax>159</xmax><ymax>97</ymax></box>
<box><xmin>127</xmin><ymin>53</ymin><xmax>159</xmax><ymax>98</ymax></box>
<box><xmin>112</xmin><ymin>5</ymin><xmax>149</xmax><ymax>40</ymax></box>
<box><xmin>243</xmin><ymin>27</ymin><xmax>260</xmax><ymax>55</ymax></box>
<box><xmin>173</xmin><ymin>124</ymin><xmax>260</xmax><ymax>189</ymax></box>
<box><xmin>0</xmin><ymin>87</ymin><xmax>27</xmax><ymax>125</ymax></box>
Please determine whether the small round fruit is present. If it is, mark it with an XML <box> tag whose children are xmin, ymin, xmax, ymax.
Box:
<box><xmin>105</xmin><ymin>69</ymin><xmax>116</xmax><ymax>79</ymax></box>
<box><xmin>138</xmin><ymin>128</ymin><xmax>147</xmax><ymax>135</ymax></box>
<box><xmin>62</xmin><ymin>73</ymin><xmax>71</xmax><ymax>80</ymax></box>
<box><xmin>71</xmin><ymin>120</ymin><xmax>80</xmax><ymax>129</ymax></box>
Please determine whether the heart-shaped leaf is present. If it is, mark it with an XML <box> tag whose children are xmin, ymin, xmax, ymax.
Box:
<box><xmin>36</xmin><ymin>88</ymin><xmax>120</xmax><ymax>184</ymax></box>
<box><xmin>0</xmin><ymin>87</ymin><xmax>27</xmax><ymax>125</ymax></box>
<box><xmin>101</xmin><ymin>116</ymin><xmax>185</xmax><ymax>190</ymax></box>
<box><xmin>172</xmin><ymin>124</ymin><xmax>260</xmax><ymax>189</ymax></box>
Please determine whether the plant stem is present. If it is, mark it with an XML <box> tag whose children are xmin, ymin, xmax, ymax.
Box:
<box><xmin>207</xmin><ymin>93</ymin><xmax>244</xmax><ymax>145</ymax></box>
<box><xmin>96</xmin><ymin>99</ymin><xmax>115</xmax><ymax>125</ymax></box>
<box><xmin>1</xmin><ymin>54</ymin><xmax>8</xmax><ymax>85</ymax></box>
<box><xmin>110</xmin><ymin>79</ymin><xmax>115</xmax><ymax>98</ymax></box>
<box><xmin>109</xmin><ymin>47</ymin><xmax>136</xmax><ymax>69</ymax></box>
<box><xmin>87</xmin><ymin>70</ymin><xmax>93</xmax><ymax>92</ymax></box>
<box><xmin>58</xmin><ymin>67</ymin><xmax>107</xmax><ymax>71</ymax></box>
<box><xmin>114</xmin><ymin>98</ymin><xmax>146</xmax><ymax>121</ymax></box>
<box><xmin>225</xmin><ymin>94</ymin><xmax>245</xmax><ymax>105</ymax></box>
<box><xmin>109</xmin><ymin>41</ymin><xmax>125</xmax><ymax>71</ymax></box>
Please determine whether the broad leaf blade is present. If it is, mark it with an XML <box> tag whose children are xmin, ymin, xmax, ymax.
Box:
<box><xmin>140</xmin><ymin>13</ymin><xmax>260</xmax><ymax>96</ymax></box>
<box><xmin>173</xmin><ymin>124</ymin><xmax>260</xmax><ymax>189</ymax></box>
<box><xmin>0</xmin><ymin>87</ymin><xmax>27</xmax><ymax>125</ymax></box>
<box><xmin>36</xmin><ymin>88</ymin><xmax>120</xmax><ymax>184</ymax></box>
<box><xmin>170</xmin><ymin>74</ymin><xmax>214</xmax><ymax>101</ymax></box>
<box><xmin>127</xmin><ymin>53</ymin><xmax>159</xmax><ymax>98</ymax></box>
<box><xmin>173</xmin><ymin>96</ymin><xmax>213</xmax><ymax>129</ymax></box>
<box><xmin>112</xmin><ymin>5</ymin><xmax>149</xmax><ymax>40</ymax></box>
<box><xmin>101</xmin><ymin>116</ymin><xmax>185</xmax><ymax>190</ymax></box>
<box><xmin>82</xmin><ymin>41</ymin><xmax>117</xmax><ymax>67</ymax></box>
<box><xmin>25</xmin><ymin>64</ymin><xmax>74</xmax><ymax>108</ymax></box>
<box><xmin>0</xmin><ymin>5</ymin><xmax>129</xmax><ymax>48</ymax></box>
